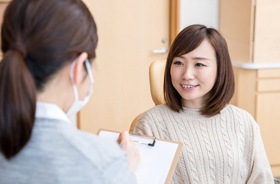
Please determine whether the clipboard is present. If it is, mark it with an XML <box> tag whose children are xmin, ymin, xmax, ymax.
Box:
<box><xmin>98</xmin><ymin>129</ymin><xmax>183</xmax><ymax>184</ymax></box>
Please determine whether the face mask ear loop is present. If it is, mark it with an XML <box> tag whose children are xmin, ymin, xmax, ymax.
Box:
<box><xmin>69</xmin><ymin>61</ymin><xmax>79</xmax><ymax>101</ymax></box>
<box><xmin>85</xmin><ymin>59</ymin><xmax>94</xmax><ymax>84</ymax></box>
<box><xmin>84</xmin><ymin>59</ymin><xmax>94</xmax><ymax>96</ymax></box>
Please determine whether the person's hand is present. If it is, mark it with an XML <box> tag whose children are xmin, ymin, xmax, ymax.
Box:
<box><xmin>117</xmin><ymin>131</ymin><xmax>140</xmax><ymax>172</ymax></box>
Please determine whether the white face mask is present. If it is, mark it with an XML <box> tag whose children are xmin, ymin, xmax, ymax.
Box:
<box><xmin>67</xmin><ymin>59</ymin><xmax>94</xmax><ymax>117</ymax></box>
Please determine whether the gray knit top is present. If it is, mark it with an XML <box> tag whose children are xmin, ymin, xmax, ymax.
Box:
<box><xmin>0</xmin><ymin>102</ymin><xmax>136</xmax><ymax>184</ymax></box>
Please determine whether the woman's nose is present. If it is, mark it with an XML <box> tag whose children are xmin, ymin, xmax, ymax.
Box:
<box><xmin>182</xmin><ymin>66</ymin><xmax>195</xmax><ymax>80</ymax></box>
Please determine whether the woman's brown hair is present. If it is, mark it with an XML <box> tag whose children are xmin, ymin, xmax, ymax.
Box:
<box><xmin>164</xmin><ymin>24</ymin><xmax>234</xmax><ymax>117</ymax></box>
<box><xmin>0</xmin><ymin>0</ymin><xmax>98</xmax><ymax>159</ymax></box>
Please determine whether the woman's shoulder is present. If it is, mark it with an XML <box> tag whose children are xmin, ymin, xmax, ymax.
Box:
<box><xmin>17</xmin><ymin>120</ymin><xmax>134</xmax><ymax>183</ymax></box>
<box><xmin>135</xmin><ymin>104</ymin><xmax>174</xmax><ymax>136</ymax></box>
<box><xmin>223</xmin><ymin>104</ymin><xmax>254</xmax><ymax>118</ymax></box>
<box><xmin>141</xmin><ymin>104</ymin><xmax>173</xmax><ymax>117</ymax></box>
<box><xmin>222</xmin><ymin>104</ymin><xmax>258</xmax><ymax>128</ymax></box>
<box><xmin>137</xmin><ymin>104</ymin><xmax>173</xmax><ymax>123</ymax></box>
<box><xmin>35</xmin><ymin>118</ymin><xmax>126</xmax><ymax>162</ymax></box>
<box><xmin>41</xmin><ymin>122</ymin><xmax>128</xmax><ymax>171</ymax></box>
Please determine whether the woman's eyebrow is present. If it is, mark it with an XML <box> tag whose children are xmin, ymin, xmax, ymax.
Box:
<box><xmin>174</xmin><ymin>56</ymin><xmax>212</xmax><ymax>62</ymax></box>
<box><xmin>192</xmin><ymin>56</ymin><xmax>211</xmax><ymax>61</ymax></box>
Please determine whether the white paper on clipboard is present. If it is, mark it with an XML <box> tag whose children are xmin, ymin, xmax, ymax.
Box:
<box><xmin>98</xmin><ymin>129</ymin><xmax>183</xmax><ymax>184</ymax></box>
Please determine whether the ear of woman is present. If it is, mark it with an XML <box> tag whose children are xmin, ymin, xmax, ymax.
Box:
<box><xmin>72</xmin><ymin>52</ymin><xmax>88</xmax><ymax>85</ymax></box>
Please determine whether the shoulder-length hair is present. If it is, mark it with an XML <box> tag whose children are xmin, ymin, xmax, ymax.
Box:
<box><xmin>164</xmin><ymin>24</ymin><xmax>234</xmax><ymax>117</ymax></box>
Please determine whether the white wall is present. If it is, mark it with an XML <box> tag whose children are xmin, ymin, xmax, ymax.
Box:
<box><xmin>180</xmin><ymin>0</ymin><xmax>219</xmax><ymax>30</ymax></box>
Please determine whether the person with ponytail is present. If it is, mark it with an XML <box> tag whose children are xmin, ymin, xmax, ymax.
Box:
<box><xmin>0</xmin><ymin>0</ymin><xmax>138</xmax><ymax>183</ymax></box>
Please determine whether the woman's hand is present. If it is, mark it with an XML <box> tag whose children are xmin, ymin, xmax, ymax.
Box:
<box><xmin>117</xmin><ymin>131</ymin><xmax>140</xmax><ymax>172</ymax></box>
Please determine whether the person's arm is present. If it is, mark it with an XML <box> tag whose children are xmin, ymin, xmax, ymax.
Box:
<box><xmin>102</xmin><ymin>152</ymin><xmax>138</xmax><ymax>184</ymax></box>
<box><xmin>117</xmin><ymin>131</ymin><xmax>140</xmax><ymax>172</ymax></box>
<box><xmin>246</xmin><ymin>124</ymin><xmax>274</xmax><ymax>184</ymax></box>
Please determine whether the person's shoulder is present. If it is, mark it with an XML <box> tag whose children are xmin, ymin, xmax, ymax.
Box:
<box><xmin>141</xmin><ymin>104</ymin><xmax>173</xmax><ymax>117</ymax></box>
<box><xmin>223</xmin><ymin>104</ymin><xmax>258</xmax><ymax>126</ymax></box>
<box><xmin>135</xmin><ymin>104</ymin><xmax>173</xmax><ymax>136</ymax></box>
<box><xmin>12</xmin><ymin>120</ymin><xmax>134</xmax><ymax>183</ymax></box>
<box><xmin>137</xmin><ymin>104</ymin><xmax>176</xmax><ymax>128</ymax></box>
<box><xmin>224</xmin><ymin>104</ymin><xmax>254</xmax><ymax>117</ymax></box>
<box><xmin>146</xmin><ymin>103</ymin><xmax>169</xmax><ymax>111</ymax></box>
<box><xmin>36</xmin><ymin>119</ymin><xmax>125</xmax><ymax>161</ymax></box>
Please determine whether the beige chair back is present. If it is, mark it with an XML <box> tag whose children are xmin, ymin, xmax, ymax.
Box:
<box><xmin>130</xmin><ymin>60</ymin><xmax>166</xmax><ymax>132</ymax></box>
<box><xmin>149</xmin><ymin>60</ymin><xmax>166</xmax><ymax>105</ymax></box>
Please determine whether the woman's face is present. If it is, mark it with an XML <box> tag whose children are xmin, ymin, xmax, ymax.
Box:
<box><xmin>170</xmin><ymin>39</ymin><xmax>217</xmax><ymax>109</ymax></box>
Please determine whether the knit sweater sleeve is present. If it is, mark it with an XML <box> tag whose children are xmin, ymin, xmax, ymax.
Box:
<box><xmin>133</xmin><ymin>111</ymin><xmax>155</xmax><ymax>137</ymax></box>
<box><xmin>246</xmin><ymin>117</ymin><xmax>274</xmax><ymax>184</ymax></box>
<box><xmin>133</xmin><ymin>106</ymin><xmax>166</xmax><ymax>139</ymax></box>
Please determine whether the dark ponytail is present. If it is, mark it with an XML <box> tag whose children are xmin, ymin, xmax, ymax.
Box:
<box><xmin>0</xmin><ymin>0</ymin><xmax>97</xmax><ymax>159</ymax></box>
<box><xmin>0</xmin><ymin>50</ymin><xmax>36</xmax><ymax>159</ymax></box>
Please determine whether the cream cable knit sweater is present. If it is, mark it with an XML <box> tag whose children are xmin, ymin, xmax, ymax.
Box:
<box><xmin>134</xmin><ymin>104</ymin><xmax>274</xmax><ymax>184</ymax></box>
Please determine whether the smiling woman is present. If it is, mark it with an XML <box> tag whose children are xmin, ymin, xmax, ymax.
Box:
<box><xmin>133</xmin><ymin>24</ymin><xmax>274</xmax><ymax>184</ymax></box>
<box><xmin>164</xmin><ymin>25</ymin><xmax>234</xmax><ymax>117</ymax></box>
<box><xmin>170</xmin><ymin>39</ymin><xmax>217</xmax><ymax>109</ymax></box>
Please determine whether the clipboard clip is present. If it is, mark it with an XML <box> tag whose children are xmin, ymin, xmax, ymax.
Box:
<box><xmin>130</xmin><ymin>134</ymin><xmax>156</xmax><ymax>147</ymax></box>
<box><xmin>148</xmin><ymin>139</ymin><xmax>156</xmax><ymax>146</ymax></box>
<box><xmin>133</xmin><ymin>139</ymin><xmax>156</xmax><ymax>147</ymax></box>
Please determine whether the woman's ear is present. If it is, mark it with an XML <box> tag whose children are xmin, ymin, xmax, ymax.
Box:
<box><xmin>72</xmin><ymin>52</ymin><xmax>88</xmax><ymax>84</ymax></box>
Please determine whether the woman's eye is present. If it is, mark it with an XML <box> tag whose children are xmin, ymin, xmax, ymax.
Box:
<box><xmin>195</xmin><ymin>63</ymin><xmax>206</xmax><ymax>67</ymax></box>
<box><xmin>173</xmin><ymin>61</ymin><xmax>183</xmax><ymax>65</ymax></box>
